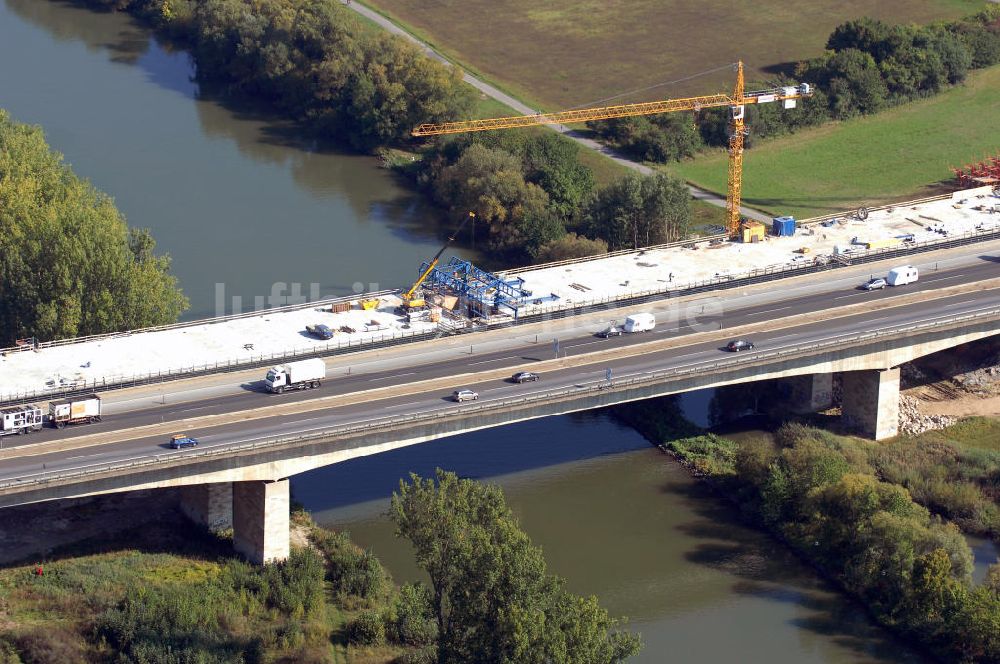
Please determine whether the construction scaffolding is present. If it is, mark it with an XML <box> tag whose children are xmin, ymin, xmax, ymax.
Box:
<box><xmin>417</xmin><ymin>256</ymin><xmax>532</xmax><ymax>321</ymax></box>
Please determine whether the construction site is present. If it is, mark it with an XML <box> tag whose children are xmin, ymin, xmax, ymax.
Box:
<box><xmin>0</xmin><ymin>184</ymin><xmax>997</xmax><ymax>401</ymax></box>
<box><xmin>2</xmin><ymin>60</ymin><xmax>999</xmax><ymax>401</ymax></box>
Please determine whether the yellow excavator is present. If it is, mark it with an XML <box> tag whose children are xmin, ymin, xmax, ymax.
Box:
<box><xmin>400</xmin><ymin>211</ymin><xmax>476</xmax><ymax>310</ymax></box>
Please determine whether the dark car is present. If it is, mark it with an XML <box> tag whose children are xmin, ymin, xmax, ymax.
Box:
<box><xmin>861</xmin><ymin>277</ymin><xmax>887</xmax><ymax>291</ymax></box>
<box><xmin>726</xmin><ymin>339</ymin><xmax>755</xmax><ymax>352</ymax></box>
<box><xmin>306</xmin><ymin>323</ymin><xmax>334</xmax><ymax>340</ymax></box>
<box><xmin>512</xmin><ymin>371</ymin><xmax>540</xmax><ymax>383</ymax></box>
<box><xmin>169</xmin><ymin>434</ymin><xmax>199</xmax><ymax>449</ymax></box>
<box><xmin>596</xmin><ymin>324</ymin><xmax>623</xmax><ymax>338</ymax></box>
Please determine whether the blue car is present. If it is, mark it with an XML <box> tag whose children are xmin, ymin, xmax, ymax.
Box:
<box><xmin>306</xmin><ymin>323</ymin><xmax>334</xmax><ymax>340</ymax></box>
<box><xmin>170</xmin><ymin>434</ymin><xmax>199</xmax><ymax>449</ymax></box>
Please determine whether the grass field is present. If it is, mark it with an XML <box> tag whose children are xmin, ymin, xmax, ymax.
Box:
<box><xmin>667</xmin><ymin>64</ymin><xmax>1000</xmax><ymax>219</ymax></box>
<box><xmin>363</xmin><ymin>0</ymin><xmax>982</xmax><ymax>112</ymax></box>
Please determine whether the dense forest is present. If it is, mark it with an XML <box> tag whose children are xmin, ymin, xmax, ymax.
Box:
<box><xmin>0</xmin><ymin>111</ymin><xmax>187</xmax><ymax>343</ymax></box>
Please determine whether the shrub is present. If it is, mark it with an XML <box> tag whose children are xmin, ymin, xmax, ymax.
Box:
<box><xmin>313</xmin><ymin>530</ymin><xmax>389</xmax><ymax>599</ymax></box>
<box><xmin>393</xmin><ymin>645</ymin><xmax>438</xmax><ymax>664</ymax></box>
<box><xmin>346</xmin><ymin>609</ymin><xmax>386</xmax><ymax>646</ymax></box>
<box><xmin>668</xmin><ymin>434</ymin><xmax>738</xmax><ymax>475</ymax></box>
<box><xmin>13</xmin><ymin>627</ymin><xmax>86</xmax><ymax>664</ymax></box>
<box><xmin>0</xmin><ymin>637</ymin><xmax>21</xmax><ymax>664</ymax></box>
<box><xmin>388</xmin><ymin>583</ymin><xmax>436</xmax><ymax>646</ymax></box>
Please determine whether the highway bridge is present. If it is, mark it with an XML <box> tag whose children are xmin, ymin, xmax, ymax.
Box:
<box><xmin>1</xmin><ymin>242</ymin><xmax>999</xmax><ymax>563</ymax></box>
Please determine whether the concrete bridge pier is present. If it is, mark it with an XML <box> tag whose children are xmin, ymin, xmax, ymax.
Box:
<box><xmin>783</xmin><ymin>373</ymin><xmax>834</xmax><ymax>414</ymax></box>
<box><xmin>841</xmin><ymin>368</ymin><xmax>900</xmax><ymax>440</ymax></box>
<box><xmin>232</xmin><ymin>479</ymin><xmax>290</xmax><ymax>565</ymax></box>
<box><xmin>180</xmin><ymin>482</ymin><xmax>233</xmax><ymax>532</ymax></box>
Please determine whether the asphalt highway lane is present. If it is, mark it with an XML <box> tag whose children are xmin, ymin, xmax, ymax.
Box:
<box><xmin>3</xmin><ymin>283</ymin><xmax>999</xmax><ymax>486</ymax></box>
<box><xmin>8</xmin><ymin>255</ymin><xmax>999</xmax><ymax>444</ymax></box>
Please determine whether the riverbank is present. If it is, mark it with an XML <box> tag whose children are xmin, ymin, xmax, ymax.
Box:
<box><xmin>0</xmin><ymin>495</ymin><xmax>422</xmax><ymax>663</ymax></box>
<box><xmin>624</xmin><ymin>402</ymin><xmax>1000</xmax><ymax>662</ymax></box>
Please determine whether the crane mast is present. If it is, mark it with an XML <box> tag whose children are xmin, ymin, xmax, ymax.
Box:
<box><xmin>402</xmin><ymin>211</ymin><xmax>476</xmax><ymax>308</ymax></box>
<box><xmin>413</xmin><ymin>62</ymin><xmax>812</xmax><ymax>237</ymax></box>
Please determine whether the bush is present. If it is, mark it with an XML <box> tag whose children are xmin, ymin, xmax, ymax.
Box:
<box><xmin>11</xmin><ymin>629</ymin><xmax>85</xmax><ymax>664</ymax></box>
<box><xmin>346</xmin><ymin>610</ymin><xmax>386</xmax><ymax>646</ymax></box>
<box><xmin>312</xmin><ymin>529</ymin><xmax>389</xmax><ymax>600</ymax></box>
<box><xmin>388</xmin><ymin>583</ymin><xmax>436</xmax><ymax>647</ymax></box>
<box><xmin>534</xmin><ymin>233</ymin><xmax>607</xmax><ymax>263</ymax></box>
<box><xmin>667</xmin><ymin>434</ymin><xmax>738</xmax><ymax>476</ymax></box>
<box><xmin>393</xmin><ymin>645</ymin><xmax>438</xmax><ymax>664</ymax></box>
<box><xmin>0</xmin><ymin>638</ymin><xmax>21</xmax><ymax>664</ymax></box>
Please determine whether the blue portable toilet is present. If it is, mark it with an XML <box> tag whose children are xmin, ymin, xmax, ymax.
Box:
<box><xmin>772</xmin><ymin>216</ymin><xmax>796</xmax><ymax>237</ymax></box>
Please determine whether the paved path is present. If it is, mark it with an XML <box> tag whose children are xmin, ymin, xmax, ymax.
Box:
<box><xmin>346</xmin><ymin>1</ymin><xmax>771</xmax><ymax>222</ymax></box>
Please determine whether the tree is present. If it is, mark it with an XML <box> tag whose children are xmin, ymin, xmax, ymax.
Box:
<box><xmin>0</xmin><ymin>111</ymin><xmax>187</xmax><ymax>342</ymax></box>
<box><xmin>534</xmin><ymin>233</ymin><xmax>608</xmax><ymax>263</ymax></box>
<box><xmin>432</xmin><ymin>144</ymin><xmax>563</xmax><ymax>259</ymax></box>
<box><xmin>584</xmin><ymin>172</ymin><xmax>690</xmax><ymax>250</ymax></box>
<box><xmin>390</xmin><ymin>470</ymin><xmax>642</xmax><ymax>664</ymax></box>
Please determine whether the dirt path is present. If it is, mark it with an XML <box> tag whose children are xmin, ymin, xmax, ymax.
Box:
<box><xmin>917</xmin><ymin>394</ymin><xmax>1000</xmax><ymax>418</ymax></box>
<box><xmin>347</xmin><ymin>0</ymin><xmax>771</xmax><ymax>222</ymax></box>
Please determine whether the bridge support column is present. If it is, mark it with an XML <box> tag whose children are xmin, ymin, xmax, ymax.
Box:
<box><xmin>232</xmin><ymin>479</ymin><xmax>289</xmax><ymax>565</ymax></box>
<box><xmin>841</xmin><ymin>368</ymin><xmax>900</xmax><ymax>440</ymax></box>
<box><xmin>180</xmin><ymin>482</ymin><xmax>233</xmax><ymax>532</ymax></box>
<box><xmin>783</xmin><ymin>373</ymin><xmax>834</xmax><ymax>414</ymax></box>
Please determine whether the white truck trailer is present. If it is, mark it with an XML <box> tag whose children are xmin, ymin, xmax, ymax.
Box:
<box><xmin>623</xmin><ymin>313</ymin><xmax>656</xmax><ymax>333</ymax></box>
<box><xmin>49</xmin><ymin>394</ymin><xmax>102</xmax><ymax>428</ymax></box>
<box><xmin>0</xmin><ymin>405</ymin><xmax>44</xmax><ymax>436</ymax></box>
<box><xmin>265</xmin><ymin>358</ymin><xmax>326</xmax><ymax>394</ymax></box>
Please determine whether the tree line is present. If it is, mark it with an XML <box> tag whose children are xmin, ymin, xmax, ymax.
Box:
<box><xmin>660</xmin><ymin>421</ymin><xmax>1000</xmax><ymax>663</ymax></box>
<box><xmin>85</xmin><ymin>0</ymin><xmax>691</xmax><ymax>265</ymax></box>
<box><xmin>413</xmin><ymin>130</ymin><xmax>691</xmax><ymax>264</ymax></box>
<box><xmin>84</xmin><ymin>0</ymin><xmax>474</xmax><ymax>150</ymax></box>
<box><xmin>589</xmin><ymin>7</ymin><xmax>1000</xmax><ymax>162</ymax></box>
<box><xmin>0</xmin><ymin>110</ymin><xmax>186</xmax><ymax>344</ymax></box>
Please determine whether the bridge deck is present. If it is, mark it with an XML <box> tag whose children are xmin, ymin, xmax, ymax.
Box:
<box><xmin>1</xmin><ymin>187</ymin><xmax>997</xmax><ymax>402</ymax></box>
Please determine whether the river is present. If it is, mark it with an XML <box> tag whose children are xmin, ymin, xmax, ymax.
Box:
<box><xmin>0</xmin><ymin>1</ymin><xmax>944</xmax><ymax>661</ymax></box>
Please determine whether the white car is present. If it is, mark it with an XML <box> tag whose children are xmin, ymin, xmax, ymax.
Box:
<box><xmin>452</xmin><ymin>389</ymin><xmax>479</xmax><ymax>402</ymax></box>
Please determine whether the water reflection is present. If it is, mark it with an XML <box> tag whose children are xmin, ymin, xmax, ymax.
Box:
<box><xmin>0</xmin><ymin>0</ymin><xmax>476</xmax><ymax>318</ymax></box>
<box><xmin>296</xmin><ymin>409</ymin><xmax>924</xmax><ymax>663</ymax></box>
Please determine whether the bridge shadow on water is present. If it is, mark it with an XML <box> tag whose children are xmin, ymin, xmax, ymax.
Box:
<box><xmin>292</xmin><ymin>409</ymin><xmax>652</xmax><ymax>512</ymax></box>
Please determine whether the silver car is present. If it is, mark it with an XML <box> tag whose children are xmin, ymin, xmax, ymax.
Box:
<box><xmin>862</xmin><ymin>277</ymin><xmax>887</xmax><ymax>291</ymax></box>
<box><xmin>452</xmin><ymin>389</ymin><xmax>479</xmax><ymax>402</ymax></box>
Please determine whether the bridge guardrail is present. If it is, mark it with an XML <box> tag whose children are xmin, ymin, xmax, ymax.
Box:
<box><xmin>4</xmin><ymin>304</ymin><xmax>999</xmax><ymax>493</ymax></box>
<box><xmin>4</xmin><ymin>219</ymin><xmax>998</xmax><ymax>406</ymax></box>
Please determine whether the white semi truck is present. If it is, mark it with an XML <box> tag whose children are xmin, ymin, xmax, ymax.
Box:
<box><xmin>49</xmin><ymin>394</ymin><xmax>102</xmax><ymax>428</ymax></box>
<box><xmin>265</xmin><ymin>358</ymin><xmax>326</xmax><ymax>394</ymax></box>
<box><xmin>0</xmin><ymin>405</ymin><xmax>44</xmax><ymax>436</ymax></box>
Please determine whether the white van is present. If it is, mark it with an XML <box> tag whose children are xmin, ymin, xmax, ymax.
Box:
<box><xmin>623</xmin><ymin>313</ymin><xmax>656</xmax><ymax>333</ymax></box>
<box><xmin>886</xmin><ymin>265</ymin><xmax>919</xmax><ymax>286</ymax></box>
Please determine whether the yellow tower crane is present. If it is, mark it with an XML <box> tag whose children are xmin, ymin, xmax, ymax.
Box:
<box><xmin>413</xmin><ymin>62</ymin><xmax>812</xmax><ymax>238</ymax></box>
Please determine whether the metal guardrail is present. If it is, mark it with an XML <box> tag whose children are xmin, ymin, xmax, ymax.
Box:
<box><xmin>4</xmin><ymin>304</ymin><xmax>999</xmax><ymax>493</ymax></box>
<box><xmin>3</xmin><ymin>209</ymin><xmax>998</xmax><ymax>407</ymax></box>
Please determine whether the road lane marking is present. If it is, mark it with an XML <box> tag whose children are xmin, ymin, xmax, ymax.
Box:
<box><xmin>468</xmin><ymin>355</ymin><xmax>521</xmax><ymax>366</ymax></box>
<box><xmin>6</xmin><ymin>280</ymin><xmax>1000</xmax><ymax>466</ymax></box>
<box><xmin>368</xmin><ymin>371</ymin><xmax>415</xmax><ymax>381</ymax></box>
<box><xmin>747</xmin><ymin>306</ymin><xmax>790</xmax><ymax>316</ymax></box>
